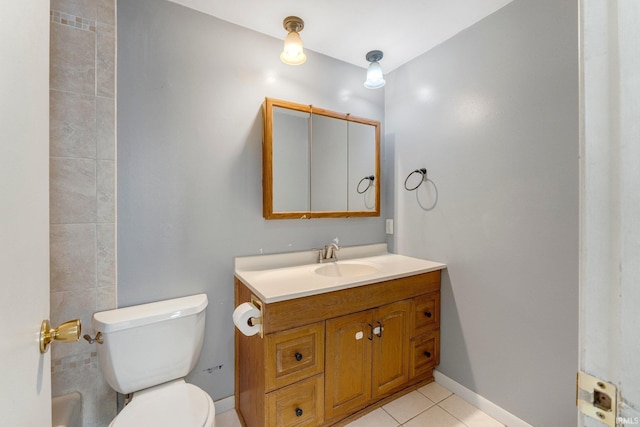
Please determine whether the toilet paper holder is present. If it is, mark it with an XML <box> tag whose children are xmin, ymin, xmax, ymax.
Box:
<box><xmin>249</xmin><ymin>296</ymin><xmax>263</xmax><ymax>337</ymax></box>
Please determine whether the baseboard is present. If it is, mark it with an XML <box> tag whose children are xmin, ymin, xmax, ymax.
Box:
<box><xmin>214</xmin><ymin>395</ymin><xmax>235</xmax><ymax>414</ymax></box>
<box><xmin>434</xmin><ymin>370</ymin><xmax>533</xmax><ymax>427</ymax></box>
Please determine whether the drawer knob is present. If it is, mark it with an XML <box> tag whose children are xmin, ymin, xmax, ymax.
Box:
<box><xmin>295</xmin><ymin>352</ymin><xmax>303</xmax><ymax>361</ymax></box>
<box><xmin>295</xmin><ymin>407</ymin><xmax>303</xmax><ymax>417</ymax></box>
<box><xmin>424</xmin><ymin>351</ymin><xmax>431</xmax><ymax>358</ymax></box>
<box><xmin>424</xmin><ymin>311</ymin><xmax>432</xmax><ymax>318</ymax></box>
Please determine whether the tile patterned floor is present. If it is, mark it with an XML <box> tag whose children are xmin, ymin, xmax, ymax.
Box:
<box><xmin>214</xmin><ymin>382</ymin><xmax>506</xmax><ymax>427</ymax></box>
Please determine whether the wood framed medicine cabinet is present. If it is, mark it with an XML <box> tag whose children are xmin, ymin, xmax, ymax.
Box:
<box><xmin>262</xmin><ymin>98</ymin><xmax>380</xmax><ymax>219</ymax></box>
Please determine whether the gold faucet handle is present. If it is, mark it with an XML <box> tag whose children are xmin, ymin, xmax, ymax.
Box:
<box><xmin>39</xmin><ymin>319</ymin><xmax>81</xmax><ymax>353</ymax></box>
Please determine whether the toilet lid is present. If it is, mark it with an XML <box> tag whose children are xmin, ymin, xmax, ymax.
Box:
<box><xmin>112</xmin><ymin>381</ymin><xmax>212</xmax><ymax>427</ymax></box>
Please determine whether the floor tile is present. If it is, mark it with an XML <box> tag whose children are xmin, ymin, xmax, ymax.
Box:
<box><xmin>418</xmin><ymin>381</ymin><xmax>453</xmax><ymax>403</ymax></box>
<box><xmin>438</xmin><ymin>395</ymin><xmax>504</xmax><ymax>427</ymax></box>
<box><xmin>222</xmin><ymin>389</ymin><xmax>504</xmax><ymax>427</ymax></box>
<box><xmin>345</xmin><ymin>408</ymin><xmax>400</xmax><ymax>427</ymax></box>
<box><xmin>382</xmin><ymin>390</ymin><xmax>435</xmax><ymax>424</ymax></box>
<box><xmin>214</xmin><ymin>409</ymin><xmax>242</xmax><ymax>427</ymax></box>
<box><xmin>403</xmin><ymin>405</ymin><xmax>466</xmax><ymax>427</ymax></box>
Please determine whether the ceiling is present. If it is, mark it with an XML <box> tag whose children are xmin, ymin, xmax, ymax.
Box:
<box><xmin>167</xmin><ymin>0</ymin><xmax>513</xmax><ymax>72</ymax></box>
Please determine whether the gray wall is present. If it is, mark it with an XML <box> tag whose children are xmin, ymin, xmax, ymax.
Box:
<box><xmin>117</xmin><ymin>0</ymin><xmax>385</xmax><ymax>401</ymax></box>
<box><xmin>386</xmin><ymin>0</ymin><xmax>578</xmax><ymax>426</ymax></box>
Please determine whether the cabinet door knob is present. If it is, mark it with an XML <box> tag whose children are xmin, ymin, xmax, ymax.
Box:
<box><xmin>424</xmin><ymin>311</ymin><xmax>432</xmax><ymax>318</ymax></box>
<box><xmin>424</xmin><ymin>351</ymin><xmax>431</xmax><ymax>358</ymax></box>
<box><xmin>373</xmin><ymin>320</ymin><xmax>384</xmax><ymax>338</ymax></box>
<box><xmin>295</xmin><ymin>352</ymin><xmax>303</xmax><ymax>361</ymax></box>
<box><xmin>295</xmin><ymin>407</ymin><xmax>303</xmax><ymax>417</ymax></box>
<box><xmin>368</xmin><ymin>324</ymin><xmax>374</xmax><ymax>341</ymax></box>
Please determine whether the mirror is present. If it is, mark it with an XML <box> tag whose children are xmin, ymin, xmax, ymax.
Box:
<box><xmin>263</xmin><ymin>98</ymin><xmax>380</xmax><ymax>219</ymax></box>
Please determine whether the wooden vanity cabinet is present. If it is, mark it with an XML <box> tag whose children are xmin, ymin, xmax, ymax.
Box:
<box><xmin>235</xmin><ymin>270</ymin><xmax>441</xmax><ymax>427</ymax></box>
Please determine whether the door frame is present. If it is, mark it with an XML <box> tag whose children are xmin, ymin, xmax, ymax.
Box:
<box><xmin>579</xmin><ymin>0</ymin><xmax>640</xmax><ymax>423</ymax></box>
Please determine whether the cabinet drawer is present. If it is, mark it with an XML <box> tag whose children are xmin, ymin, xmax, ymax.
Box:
<box><xmin>265</xmin><ymin>322</ymin><xmax>324</xmax><ymax>391</ymax></box>
<box><xmin>266</xmin><ymin>374</ymin><xmax>324</xmax><ymax>427</ymax></box>
<box><xmin>410</xmin><ymin>330</ymin><xmax>440</xmax><ymax>378</ymax></box>
<box><xmin>411</xmin><ymin>292</ymin><xmax>440</xmax><ymax>337</ymax></box>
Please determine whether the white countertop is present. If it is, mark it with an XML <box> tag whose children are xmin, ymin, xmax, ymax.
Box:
<box><xmin>234</xmin><ymin>244</ymin><xmax>446</xmax><ymax>303</ymax></box>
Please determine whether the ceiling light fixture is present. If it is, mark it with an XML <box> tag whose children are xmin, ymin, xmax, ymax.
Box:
<box><xmin>280</xmin><ymin>16</ymin><xmax>306</xmax><ymax>66</ymax></box>
<box><xmin>364</xmin><ymin>50</ymin><xmax>386</xmax><ymax>89</ymax></box>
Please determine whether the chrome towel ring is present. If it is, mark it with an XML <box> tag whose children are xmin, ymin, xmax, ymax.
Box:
<box><xmin>357</xmin><ymin>175</ymin><xmax>375</xmax><ymax>194</ymax></box>
<box><xmin>404</xmin><ymin>168</ymin><xmax>427</xmax><ymax>191</ymax></box>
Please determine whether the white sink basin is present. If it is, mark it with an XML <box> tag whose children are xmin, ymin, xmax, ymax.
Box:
<box><xmin>314</xmin><ymin>262</ymin><xmax>379</xmax><ymax>278</ymax></box>
<box><xmin>234</xmin><ymin>243</ymin><xmax>447</xmax><ymax>303</ymax></box>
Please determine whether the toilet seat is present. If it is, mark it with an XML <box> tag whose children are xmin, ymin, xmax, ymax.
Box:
<box><xmin>110</xmin><ymin>379</ymin><xmax>215</xmax><ymax>427</ymax></box>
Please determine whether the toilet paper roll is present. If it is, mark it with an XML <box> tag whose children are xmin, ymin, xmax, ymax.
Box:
<box><xmin>233</xmin><ymin>302</ymin><xmax>261</xmax><ymax>336</ymax></box>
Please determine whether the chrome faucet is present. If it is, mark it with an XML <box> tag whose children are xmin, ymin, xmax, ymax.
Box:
<box><xmin>316</xmin><ymin>239</ymin><xmax>340</xmax><ymax>263</ymax></box>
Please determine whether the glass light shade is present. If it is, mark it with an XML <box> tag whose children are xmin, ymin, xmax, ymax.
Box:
<box><xmin>364</xmin><ymin>61</ymin><xmax>385</xmax><ymax>89</ymax></box>
<box><xmin>280</xmin><ymin>31</ymin><xmax>306</xmax><ymax>65</ymax></box>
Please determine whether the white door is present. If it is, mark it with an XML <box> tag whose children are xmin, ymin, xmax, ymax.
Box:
<box><xmin>0</xmin><ymin>2</ymin><xmax>51</xmax><ymax>425</ymax></box>
<box><xmin>580</xmin><ymin>0</ymin><xmax>640</xmax><ymax>425</ymax></box>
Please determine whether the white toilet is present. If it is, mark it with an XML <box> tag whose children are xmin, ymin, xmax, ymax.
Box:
<box><xmin>92</xmin><ymin>294</ymin><xmax>215</xmax><ymax>427</ymax></box>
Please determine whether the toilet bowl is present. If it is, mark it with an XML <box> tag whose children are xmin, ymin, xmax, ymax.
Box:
<box><xmin>108</xmin><ymin>380</ymin><xmax>214</xmax><ymax>427</ymax></box>
<box><xmin>92</xmin><ymin>294</ymin><xmax>215</xmax><ymax>427</ymax></box>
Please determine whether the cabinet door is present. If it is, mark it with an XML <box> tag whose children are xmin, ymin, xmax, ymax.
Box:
<box><xmin>410</xmin><ymin>330</ymin><xmax>440</xmax><ymax>379</ymax></box>
<box><xmin>371</xmin><ymin>300</ymin><xmax>411</xmax><ymax>398</ymax></box>
<box><xmin>411</xmin><ymin>291</ymin><xmax>440</xmax><ymax>338</ymax></box>
<box><xmin>325</xmin><ymin>310</ymin><xmax>373</xmax><ymax>420</ymax></box>
<box><xmin>266</xmin><ymin>374</ymin><xmax>324</xmax><ymax>427</ymax></box>
<box><xmin>265</xmin><ymin>322</ymin><xmax>324</xmax><ymax>391</ymax></box>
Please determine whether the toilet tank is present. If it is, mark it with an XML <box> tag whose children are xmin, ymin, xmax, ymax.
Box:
<box><xmin>92</xmin><ymin>294</ymin><xmax>208</xmax><ymax>394</ymax></box>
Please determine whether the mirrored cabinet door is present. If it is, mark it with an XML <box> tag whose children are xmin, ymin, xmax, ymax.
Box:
<box><xmin>272</xmin><ymin>107</ymin><xmax>311</xmax><ymax>212</ymax></box>
<box><xmin>348</xmin><ymin>121</ymin><xmax>377</xmax><ymax>212</ymax></box>
<box><xmin>311</xmin><ymin>113</ymin><xmax>348</xmax><ymax>212</ymax></box>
